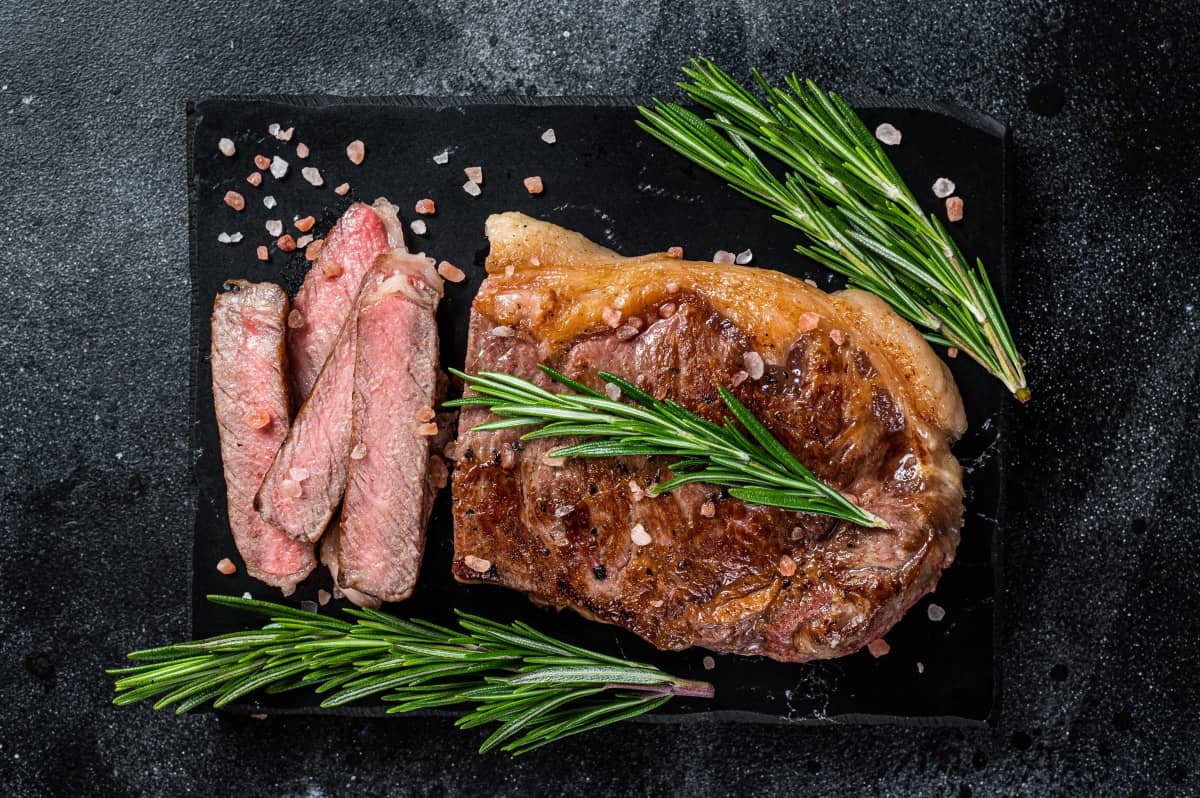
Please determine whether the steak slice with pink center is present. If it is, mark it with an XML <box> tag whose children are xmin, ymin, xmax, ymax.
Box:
<box><xmin>256</xmin><ymin>278</ymin><xmax>363</xmax><ymax>544</ymax></box>
<box><xmin>210</xmin><ymin>280</ymin><xmax>314</xmax><ymax>593</ymax></box>
<box><xmin>287</xmin><ymin>199</ymin><xmax>404</xmax><ymax>403</ymax></box>
<box><xmin>333</xmin><ymin>252</ymin><xmax>445</xmax><ymax>603</ymax></box>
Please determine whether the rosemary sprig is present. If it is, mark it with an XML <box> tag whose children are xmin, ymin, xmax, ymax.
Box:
<box><xmin>109</xmin><ymin>595</ymin><xmax>713</xmax><ymax>755</ymax></box>
<box><xmin>636</xmin><ymin>58</ymin><xmax>1029</xmax><ymax>401</ymax></box>
<box><xmin>446</xmin><ymin>365</ymin><xmax>887</xmax><ymax>529</ymax></box>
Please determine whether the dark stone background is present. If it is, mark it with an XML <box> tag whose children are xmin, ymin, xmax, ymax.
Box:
<box><xmin>1</xmin><ymin>1</ymin><xmax>1196</xmax><ymax>795</ymax></box>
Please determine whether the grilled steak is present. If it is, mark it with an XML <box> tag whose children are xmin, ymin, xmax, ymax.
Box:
<box><xmin>210</xmin><ymin>280</ymin><xmax>314</xmax><ymax>593</ymax></box>
<box><xmin>256</xmin><ymin>294</ymin><xmax>357</xmax><ymax>543</ymax></box>
<box><xmin>332</xmin><ymin>252</ymin><xmax>445</xmax><ymax>603</ymax></box>
<box><xmin>451</xmin><ymin>213</ymin><xmax>966</xmax><ymax>662</ymax></box>
<box><xmin>287</xmin><ymin>199</ymin><xmax>404</xmax><ymax>402</ymax></box>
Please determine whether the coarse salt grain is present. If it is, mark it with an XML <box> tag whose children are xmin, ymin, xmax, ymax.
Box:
<box><xmin>523</xmin><ymin>175</ymin><xmax>544</xmax><ymax>194</ymax></box>
<box><xmin>265</xmin><ymin>219</ymin><xmax>283</xmax><ymax>237</ymax></box>
<box><xmin>415</xmin><ymin>198</ymin><xmax>436</xmax><ymax>215</ymax></box>
<box><xmin>269</xmin><ymin>156</ymin><xmax>288</xmax><ymax>179</ymax></box>
<box><xmin>666</xmin><ymin>281</ymin><xmax>680</xmax><ymax>294</ymax></box>
<box><xmin>318</xmin><ymin>589</ymin><xmax>332</xmax><ymax>606</ymax></box>
<box><xmin>294</xmin><ymin>215</ymin><xmax>315</xmax><ymax>232</ymax></box>
<box><xmin>280</xmin><ymin>478</ymin><xmax>302</xmax><ymax>498</ymax></box>
<box><xmin>631</xmin><ymin>523</ymin><xmax>652</xmax><ymax>546</ymax></box>
<box><xmin>917</xmin><ymin>662</ymin><xmax>925</xmax><ymax>674</ymax></box>
<box><xmin>804</xmin><ymin>278</ymin><xmax>819</xmax><ymax>288</ymax></box>
<box><xmin>659</xmin><ymin>302</ymin><xmax>676</xmax><ymax>319</ymax></box>
<box><xmin>702</xmin><ymin>656</ymin><xmax>716</xmax><ymax>671</ymax></box>
<box><xmin>263</xmin><ymin>195</ymin><xmax>277</xmax><ymax>209</ymax></box>
<box><xmin>867</xmin><ymin>638</ymin><xmax>891</xmax><ymax>658</ymax></box>
<box><xmin>288</xmin><ymin>309</ymin><xmax>305</xmax><ymax>329</ymax></box>
<box><xmin>295</xmin><ymin>142</ymin><xmax>309</xmax><ymax>159</ymax></box>
<box><xmin>874</xmin><ymin>123</ymin><xmax>902</xmax><ymax>146</ymax></box>
<box><xmin>217</xmin><ymin>232</ymin><xmax>242</xmax><ymax>244</ymax></box>
<box><xmin>242</xmin><ymin>591</ymin><xmax>253</xmax><ymax>600</ymax></box>
<box><xmin>464</xmin><ymin>166</ymin><xmax>483</xmax><ymax>184</ymax></box>
<box><xmin>778</xmin><ymin>554</ymin><xmax>797</xmax><ymax>577</ymax></box>
<box><xmin>289</xmin><ymin>467</ymin><xmax>309</xmax><ymax>481</ymax></box>
<box><xmin>462</xmin><ymin>180</ymin><xmax>481</xmax><ymax>197</ymax></box>
<box><xmin>946</xmin><ymin>196</ymin><xmax>964</xmax><ymax>222</ymax></box>
<box><xmin>700</xmin><ymin>500</ymin><xmax>716</xmax><ymax>518</ymax></box>
<box><xmin>932</xmin><ymin>177</ymin><xmax>956</xmax><ymax>198</ymax></box>
<box><xmin>350</xmin><ymin>443</ymin><xmax>367</xmax><ymax>460</ymax></box>
<box><xmin>296</xmin><ymin>234</ymin><xmax>313</xmax><ymax>248</ymax></box>
<box><xmin>254</xmin><ymin>154</ymin><xmax>271</xmax><ymax>170</ymax></box>
<box><xmin>464</xmin><ymin>555</ymin><xmax>492</xmax><ymax>573</ymax></box>
<box><xmin>256</xmin><ymin>245</ymin><xmax>269</xmax><ymax>261</ymax></box>
<box><xmin>490</xmin><ymin>325</ymin><xmax>514</xmax><ymax>338</ymax></box>
<box><xmin>791</xmin><ymin>526</ymin><xmax>804</xmax><ymax>540</ymax></box>
<box><xmin>245</xmin><ymin>407</ymin><xmax>270</xmax><ymax>428</ymax></box>
<box><xmin>224</xmin><ymin>190</ymin><xmax>245</xmax><ymax>211</ymax></box>
<box><xmin>742</xmin><ymin>351</ymin><xmax>765</xmax><ymax>380</ymax></box>
<box><xmin>604</xmin><ymin>382</ymin><xmax>621</xmax><ymax>400</ymax></box>
<box><xmin>666</xmin><ymin>246</ymin><xmax>684</xmax><ymax>258</ymax></box>
<box><xmin>649</xmin><ymin>599</ymin><xmax>664</xmax><ymax>607</ymax></box>
<box><xmin>334</xmin><ymin>183</ymin><xmax>351</xmax><ymax>197</ymax></box>
<box><xmin>927</xmin><ymin>603</ymin><xmax>946</xmax><ymax>622</ymax></box>
<box><xmin>554</xmin><ymin>504</ymin><xmax>573</xmax><ymax>518</ymax></box>
<box><xmin>301</xmin><ymin>166</ymin><xmax>323</xmax><ymax>186</ymax></box>
<box><xmin>305</xmin><ymin>239</ymin><xmax>324</xmax><ymax>261</ymax></box>
<box><xmin>218</xmin><ymin>137</ymin><xmax>236</xmax><ymax>157</ymax></box>
<box><xmin>268</xmin><ymin>122</ymin><xmax>281</xmax><ymax>137</ymax></box>
<box><xmin>735</xmin><ymin>248</ymin><xmax>753</xmax><ymax>265</ymax></box>
<box><xmin>410</xmin><ymin>219</ymin><xmax>427</xmax><ymax>236</ymax></box>
<box><xmin>730</xmin><ymin>370</ymin><xmax>749</xmax><ymax>387</ymax></box>
<box><xmin>277</xmin><ymin>126</ymin><xmax>294</xmax><ymax>142</ymax></box>
<box><xmin>615</xmin><ymin>325</ymin><xmax>639</xmax><ymax>341</ymax></box>
<box><xmin>601</xmin><ymin>307</ymin><xmax>622</xmax><ymax>328</ymax></box>
<box><xmin>541</xmin><ymin>128</ymin><xmax>556</xmax><ymax>144</ymax></box>
<box><xmin>829</xmin><ymin>329</ymin><xmax>846</xmax><ymax>346</ymax></box>
<box><xmin>346</xmin><ymin>140</ymin><xmax>365</xmax><ymax>164</ymax></box>
<box><xmin>246</xmin><ymin>172</ymin><xmax>262</xmax><ymax>187</ymax></box>
<box><xmin>713</xmin><ymin>249</ymin><xmax>735</xmax><ymax>264</ymax></box>
<box><xmin>216</xmin><ymin>557</ymin><xmax>237</xmax><ymax>575</ymax></box>
<box><xmin>415</xmin><ymin>406</ymin><xmax>436</xmax><ymax>423</ymax></box>
<box><xmin>277</xmin><ymin>234</ymin><xmax>296</xmax><ymax>252</ymax></box>
<box><xmin>504</xmin><ymin>264</ymin><xmax>515</xmax><ymax>277</ymax></box>
<box><xmin>432</xmin><ymin>149</ymin><xmax>449</xmax><ymax>164</ymax></box>
<box><xmin>629</xmin><ymin>481</ymin><xmax>645</xmax><ymax>502</ymax></box>
<box><xmin>438</xmin><ymin>260</ymin><xmax>465</xmax><ymax>283</ymax></box>
<box><xmin>418</xmin><ymin>422</ymin><xmax>439</xmax><ymax>436</ymax></box>
<box><xmin>947</xmin><ymin>347</ymin><xmax>959</xmax><ymax>359</ymax></box>
<box><xmin>530</xmin><ymin>256</ymin><xmax>540</xmax><ymax>266</ymax></box>
<box><xmin>798</xmin><ymin>312</ymin><xmax>820</xmax><ymax>332</ymax></box>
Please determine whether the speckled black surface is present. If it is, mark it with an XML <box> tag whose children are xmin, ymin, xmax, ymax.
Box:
<box><xmin>1</xmin><ymin>1</ymin><xmax>1197</xmax><ymax>796</ymax></box>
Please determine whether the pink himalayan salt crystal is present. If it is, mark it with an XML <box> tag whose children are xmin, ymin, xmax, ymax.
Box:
<box><xmin>874</xmin><ymin>123</ymin><xmax>901</xmax><ymax>146</ymax></box>
<box><xmin>946</xmin><ymin>196</ymin><xmax>964</xmax><ymax>222</ymax></box>
<box><xmin>868</xmin><ymin>638</ymin><xmax>891</xmax><ymax>658</ymax></box>
<box><xmin>829</xmin><ymin>329</ymin><xmax>846</xmax><ymax>346</ymax></box>
<box><xmin>601</xmin><ymin>307</ymin><xmax>622</xmax><ymax>328</ymax></box>
<box><xmin>797</xmin><ymin>312</ymin><xmax>820</xmax><ymax>332</ymax></box>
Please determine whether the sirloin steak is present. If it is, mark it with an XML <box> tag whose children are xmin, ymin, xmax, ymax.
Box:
<box><xmin>210</xmin><ymin>280</ymin><xmax>315</xmax><ymax>593</ymax></box>
<box><xmin>451</xmin><ymin>213</ymin><xmax>966</xmax><ymax>662</ymax></box>
<box><xmin>332</xmin><ymin>252</ymin><xmax>445</xmax><ymax>604</ymax></box>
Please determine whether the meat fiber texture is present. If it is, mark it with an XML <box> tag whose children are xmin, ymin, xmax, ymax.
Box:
<box><xmin>256</xmin><ymin>200</ymin><xmax>406</xmax><ymax>546</ymax></box>
<box><xmin>451</xmin><ymin>213</ymin><xmax>966</xmax><ymax>662</ymax></box>
<box><xmin>287</xmin><ymin>198</ymin><xmax>405</xmax><ymax>403</ymax></box>
<box><xmin>210</xmin><ymin>280</ymin><xmax>315</xmax><ymax>593</ymax></box>
<box><xmin>330</xmin><ymin>252</ymin><xmax>445</xmax><ymax>604</ymax></box>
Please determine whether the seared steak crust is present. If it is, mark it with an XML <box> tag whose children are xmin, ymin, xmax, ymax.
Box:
<box><xmin>451</xmin><ymin>214</ymin><xmax>965</xmax><ymax>662</ymax></box>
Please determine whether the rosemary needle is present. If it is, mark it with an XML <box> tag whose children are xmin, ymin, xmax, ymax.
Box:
<box><xmin>109</xmin><ymin>595</ymin><xmax>714</xmax><ymax>756</ymax></box>
<box><xmin>636</xmin><ymin>58</ymin><xmax>1029</xmax><ymax>401</ymax></box>
<box><xmin>446</xmin><ymin>364</ymin><xmax>887</xmax><ymax>529</ymax></box>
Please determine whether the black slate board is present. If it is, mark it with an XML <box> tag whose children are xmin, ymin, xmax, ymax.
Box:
<box><xmin>188</xmin><ymin>96</ymin><xmax>1008</xmax><ymax>725</ymax></box>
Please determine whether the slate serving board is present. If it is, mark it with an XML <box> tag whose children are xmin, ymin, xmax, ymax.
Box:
<box><xmin>188</xmin><ymin>96</ymin><xmax>1008</xmax><ymax>724</ymax></box>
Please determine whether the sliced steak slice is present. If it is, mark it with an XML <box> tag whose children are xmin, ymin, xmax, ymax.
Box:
<box><xmin>255</xmin><ymin>276</ymin><xmax>363</xmax><ymax>544</ymax></box>
<box><xmin>287</xmin><ymin>199</ymin><xmax>404</xmax><ymax>403</ymax></box>
<box><xmin>334</xmin><ymin>252</ymin><xmax>445</xmax><ymax>603</ymax></box>
<box><xmin>451</xmin><ymin>213</ymin><xmax>966</xmax><ymax>662</ymax></box>
<box><xmin>210</xmin><ymin>280</ymin><xmax>314</xmax><ymax>593</ymax></box>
